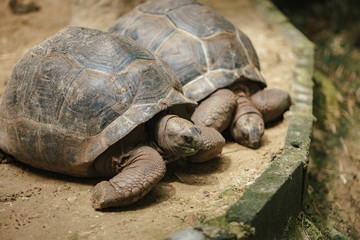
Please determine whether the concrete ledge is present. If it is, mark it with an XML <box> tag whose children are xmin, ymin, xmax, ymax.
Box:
<box><xmin>166</xmin><ymin>0</ymin><xmax>314</xmax><ymax>239</ymax></box>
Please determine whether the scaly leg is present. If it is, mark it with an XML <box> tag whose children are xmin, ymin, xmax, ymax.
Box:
<box><xmin>187</xmin><ymin>126</ymin><xmax>225</xmax><ymax>163</ymax></box>
<box><xmin>251</xmin><ymin>88</ymin><xmax>291</xmax><ymax>123</ymax></box>
<box><xmin>191</xmin><ymin>89</ymin><xmax>237</xmax><ymax>133</ymax></box>
<box><xmin>92</xmin><ymin>146</ymin><xmax>166</xmax><ymax>210</ymax></box>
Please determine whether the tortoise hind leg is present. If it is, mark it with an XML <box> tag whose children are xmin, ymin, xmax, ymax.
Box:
<box><xmin>251</xmin><ymin>88</ymin><xmax>291</xmax><ymax>123</ymax></box>
<box><xmin>92</xmin><ymin>146</ymin><xmax>166</xmax><ymax>210</ymax></box>
<box><xmin>191</xmin><ymin>89</ymin><xmax>237</xmax><ymax>133</ymax></box>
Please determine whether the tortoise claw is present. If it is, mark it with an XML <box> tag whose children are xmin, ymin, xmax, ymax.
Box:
<box><xmin>92</xmin><ymin>181</ymin><xmax>119</xmax><ymax>210</ymax></box>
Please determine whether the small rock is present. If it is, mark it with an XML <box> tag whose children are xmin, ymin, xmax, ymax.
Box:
<box><xmin>221</xmin><ymin>205</ymin><xmax>229</xmax><ymax>210</ymax></box>
<box><xmin>246</xmin><ymin>181</ymin><xmax>254</xmax><ymax>186</ymax></box>
<box><xmin>24</xmin><ymin>193</ymin><xmax>32</xmax><ymax>197</ymax></box>
<box><xmin>203</xmin><ymin>190</ymin><xmax>210</xmax><ymax>197</ymax></box>
<box><xmin>9</xmin><ymin>0</ymin><xmax>40</xmax><ymax>14</ymax></box>
<box><xmin>67</xmin><ymin>196</ymin><xmax>77</xmax><ymax>202</ymax></box>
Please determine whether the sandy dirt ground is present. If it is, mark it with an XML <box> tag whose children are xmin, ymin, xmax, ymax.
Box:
<box><xmin>0</xmin><ymin>0</ymin><xmax>294</xmax><ymax>239</ymax></box>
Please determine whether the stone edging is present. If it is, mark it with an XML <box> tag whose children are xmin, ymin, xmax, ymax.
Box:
<box><xmin>166</xmin><ymin>0</ymin><xmax>314</xmax><ymax>239</ymax></box>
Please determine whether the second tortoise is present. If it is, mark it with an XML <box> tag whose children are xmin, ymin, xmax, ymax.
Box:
<box><xmin>109</xmin><ymin>0</ymin><xmax>291</xmax><ymax>148</ymax></box>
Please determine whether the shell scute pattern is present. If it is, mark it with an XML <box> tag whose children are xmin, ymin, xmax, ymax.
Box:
<box><xmin>236</xmin><ymin>28</ymin><xmax>260</xmax><ymax>69</ymax></box>
<box><xmin>70</xmin><ymin>33</ymin><xmax>155</xmax><ymax>75</ymax></box>
<box><xmin>0</xmin><ymin>26</ymin><xmax>195</xmax><ymax>175</ymax></box>
<box><xmin>122</xmin><ymin>14</ymin><xmax>175</xmax><ymax>53</ymax></box>
<box><xmin>138</xmin><ymin>0</ymin><xmax>199</xmax><ymax>14</ymax></box>
<box><xmin>29</xmin><ymin>54</ymin><xmax>82</xmax><ymax>125</ymax></box>
<box><xmin>202</xmin><ymin>32</ymin><xmax>249</xmax><ymax>71</ymax></box>
<box><xmin>155</xmin><ymin>30</ymin><xmax>207</xmax><ymax>85</ymax></box>
<box><xmin>61</xmin><ymin>70</ymin><xmax>122</xmax><ymax>136</ymax></box>
<box><xmin>109</xmin><ymin>0</ymin><xmax>266</xmax><ymax>102</ymax></box>
<box><xmin>166</xmin><ymin>4</ymin><xmax>235</xmax><ymax>38</ymax></box>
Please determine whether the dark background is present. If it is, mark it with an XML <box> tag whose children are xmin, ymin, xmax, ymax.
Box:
<box><xmin>273</xmin><ymin>0</ymin><xmax>360</xmax><ymax>238</ymax></box>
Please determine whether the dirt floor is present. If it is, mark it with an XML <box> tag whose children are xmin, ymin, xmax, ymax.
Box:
<box><xmin>0</xmin><ymin>0</ymin><xmax>294</xmax><ymax>239</ymax></box>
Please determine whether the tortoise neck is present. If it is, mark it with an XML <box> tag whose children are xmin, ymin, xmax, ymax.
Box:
<box><xmin>229</xmin><ymin>80</ymin><xmax>261</xmax><ymax>96</ymax></box>
<box><xmin>94</xmin><ymin>124</ymin><xmax>147</xmax><ymax>176</ymax></box>
<box><xmin>147</xmin><ymin>113</ymin><xmax>178</xmax><ymax>155</ymax></box>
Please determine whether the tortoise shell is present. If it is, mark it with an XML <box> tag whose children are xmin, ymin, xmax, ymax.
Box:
<box><xmin>0</xmin><ymin>26</ymin><xmax>195</xmax><ymax>176</ymax></box>
<box><xmin>109</xmin><ymin>0</ymin><xmax>267</xmax><ymax>102</ymax></box>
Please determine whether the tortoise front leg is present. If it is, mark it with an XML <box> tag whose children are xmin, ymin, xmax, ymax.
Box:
<box><xmin>92</xmin><ymin>146</ymin><xmax>166</xmax><ymax>210</ymax></box>
<box><xmin>230</xmin><ymin>94</ymin><xmax>264</xmax><ymax>149</ymax></box>
<box><xmin>187</xmin><ymin>126</ymin><xmax>225</xmax><ymax>163</ymax></box>
<box><xmin>251</xmin><ymin>88</ymin><xmax>291</xmax><ymax>123</ymax></box>
<box><xmin>191</xmin><ymin>89</ymin><xmax>237</xmax><ymax>133</ymax></box>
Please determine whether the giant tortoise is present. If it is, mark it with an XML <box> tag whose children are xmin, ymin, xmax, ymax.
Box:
<box><xmin>0</xmin><ymin>26</ymin><xmax>225</xmax><ymax>210</ymax></box>
<box><xmin>109</xmin><ymin>0</ymin><xmax>291</xmax><ymax>148</ymax></box>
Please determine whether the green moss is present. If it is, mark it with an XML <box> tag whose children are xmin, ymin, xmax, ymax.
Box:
<box><xmin>221</xmin><ymin>189</ymin><xmax>236</xmax><ymax>197</ymax></box>
<box><xmin>280</xmin><ymin>213</ymin><xmax>325</xmax><ymax>240</ymax></box>
<box><xmin>203</xmin><ymin>216</ymin><xmax>255</xmax><ymax>240</ymax></box>
<box><xmin>281</xmin><ymin>212</ymin><xmax>353</xmax><ymax>240</ymax></box>
<box><xmin>312</xmin><ymin>70</ymin><xmax>341</xmax><ymax>130</ymax></box>
<box><xmin>68</xmin><ymin>232</ymin><xmax>79</xmax><ymax>240</ymax></box>
<box><xmin>206</xmin><ymin>215</ymin><xmax>231</xmax><ymax>230</ymax></box>
<box><xmin>272</xmin><ymin>0</ymin><xmax>360</xmax><ymax>238</ymax></box>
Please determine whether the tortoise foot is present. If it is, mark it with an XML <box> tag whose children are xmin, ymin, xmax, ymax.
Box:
<box><xmin>188</xmin><ymin>126</ymin><xmax>225</xmax><ymax>163</ymax></box>
<box><xmin>92</xmin><ymin>181</ymin><xmax>120</xmax><ymax>210</ymax></box>
<box><xmin>251</xmin><ymin>88</ymin><xmax>291</xmax><ymax>123</ymax></box>
<box><xmin>92</xmin><ymin>146</ymin><xmax>166</xmax><ymax>210</ymax></box>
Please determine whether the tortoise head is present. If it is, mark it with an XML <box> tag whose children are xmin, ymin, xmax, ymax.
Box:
<box><xmin>231</xmin><ymin>113</ymin><xmax>264</xmax><ymax>149</ymax></box>
<box><xmin>155</xmin><ymin>115</ymin><xmax>202</xmax><ymax>157</ymax></box>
